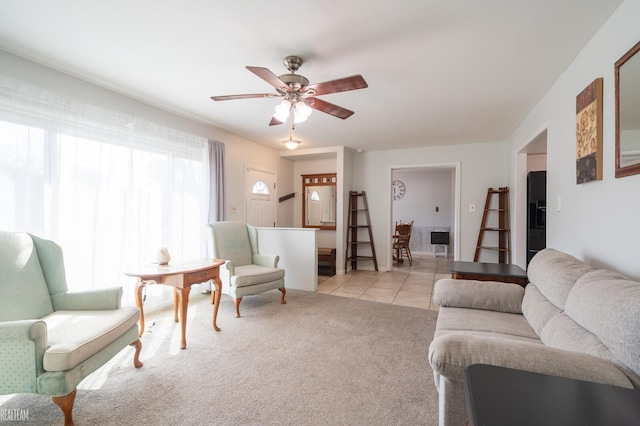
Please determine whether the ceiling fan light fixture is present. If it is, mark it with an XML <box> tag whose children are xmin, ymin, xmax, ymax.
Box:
<box><xmin>293</xmin><ymin>101</ymin><xmax>312</xmax><ymax>123</ymax></box>
<box><xmin>274</xmin><ymin>99</ymin><xmax>291</xmax><ymax>121</ymax></box>
<box><xmin>283</xmin><ymin>138</ymin><xmax>301</xmax><ymax>150</ymax></box>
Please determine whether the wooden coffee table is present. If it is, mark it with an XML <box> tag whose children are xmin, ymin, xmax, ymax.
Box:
<box><xmin>450</xmin><ymin>261</ymin><xmax>528</xmax><ymax>287</ymax></box>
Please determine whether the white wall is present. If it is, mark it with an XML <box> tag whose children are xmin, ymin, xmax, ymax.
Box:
<box><xmin>392</xmin><ymin>169</ymin><xmax>453</xmax><ymax>227</ymax></box>
<box><xmin>337</xmin><ymin>147</ymin><xmax>352</xmax><ymax>274</ymax></box>
<box><xmin>257</xmin><ymin>227</ymin><xmax>318</xmax><ymax>292</ymax></box>
<box><xmin>527</xmin><ymin>154</ymin><xmax>547</xmax><ymax>172</ymax></box>
<box><xmin>352</xmin><ymin>141</ymin><xmax>508</xmax><ymax>271</ymax></box>
<box><xmin>0</xmin><ymin>50</ymin><xmax>295</xmax><ymax>229</ymax></box>
<box><xmin>508</xmin><ymin>0</ymin><xmax>640</xmax><ymax>279</ymax></box>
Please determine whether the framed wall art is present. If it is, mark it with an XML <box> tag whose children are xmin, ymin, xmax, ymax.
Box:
<box><xmin>575</xmin><ymin>77</ymin><xmax>603</xmax><ymax>184</ymax></box>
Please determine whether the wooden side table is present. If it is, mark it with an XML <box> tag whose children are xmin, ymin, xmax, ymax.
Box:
<box><xmin>125</xmin><ymin>259</ymin><xmax>225</xmax><ymax>349</ymax></box>
<box><xmin>318</xmin><ymin>247</ymin><xmax>336</xmax><ymax>276</ymax></box>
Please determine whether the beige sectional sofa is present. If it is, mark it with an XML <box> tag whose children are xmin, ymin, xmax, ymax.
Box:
<box><xmin>428</xmin><ymin>248</ymin><xmax>640</xmax><ymax>426</ymax></box>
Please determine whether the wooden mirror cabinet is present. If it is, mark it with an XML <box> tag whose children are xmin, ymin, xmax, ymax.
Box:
<box><xmin>302</xmin><ymin>173</ymin><xmax>337</xmax><ymax>230</ymax></box>
<box><xmin>615</xmin><ymin>40</ymin><xmax>640</xmax><ymax>178</ymax></box>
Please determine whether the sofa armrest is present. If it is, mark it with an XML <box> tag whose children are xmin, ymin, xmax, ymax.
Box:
<box><xmin>0</xmin><ymin>320</ymin><xmax>47</xmax><ymax>392</ymax></box>
<box><xmin>253</xmin><ymin>254</ymin><xmax>279</xmax><ymax>268</ymax></box>
<box><xmin>428</xmin><ymin>333</ymin><xmax>633</xmax><ymax>388</ymax></box>
<box><xmin>51</xmin><ymin>286</ymin><xmax>123</xmax><ymax>310</ymax></box>
<box><xmin>433</xmin><ymin>279</ymin><xmax>524</xmax><ymax>313</ymax></box>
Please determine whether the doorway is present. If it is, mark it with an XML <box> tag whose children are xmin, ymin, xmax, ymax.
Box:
<box><xmin>515</xmin><ymin>127</ymin><xmax>548</xmax><ymax>268</ymax></box>
<box><xmin>389</xmin><ymin>163</ymin><xmax>460</xmax><ymax>270</ymax></box>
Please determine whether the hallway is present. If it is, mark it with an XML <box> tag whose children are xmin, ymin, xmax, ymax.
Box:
<box><xmin>317</xmin><ymin>254</ymin><xmax>451</xmax><ymax>311</ymax></box>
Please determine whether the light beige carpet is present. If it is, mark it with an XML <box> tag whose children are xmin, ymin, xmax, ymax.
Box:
<box><xmin>1</xmin><ymin>290</ymin><xmax>439</xmax><ymax>425</ymax></box>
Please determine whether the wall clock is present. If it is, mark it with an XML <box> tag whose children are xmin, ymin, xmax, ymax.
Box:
<box><xmin>392</xmin><ymin>180</ymin><xmax>406</xmax><ymax>200</ymax></box>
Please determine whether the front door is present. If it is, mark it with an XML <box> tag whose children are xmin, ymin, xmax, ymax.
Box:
<box><xmin>245</xmin><ymin>167</ymin><xmax>276</xmax><ymax>227</ymax></box>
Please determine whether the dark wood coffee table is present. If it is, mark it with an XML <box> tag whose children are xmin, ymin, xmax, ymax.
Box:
<box><xmin>464</xmin><ymin>364</ymin><xmax>640</xmax><ymax>426</ymax></box>
<box><xmin>450</xmin><ymin>261</ymin><xmax>528</xmax><ymax>287</ymax></box>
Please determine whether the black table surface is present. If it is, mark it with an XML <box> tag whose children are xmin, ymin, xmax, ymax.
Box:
<box><xmin>464</xmin><ymin>364</ymin><xmax>640</xmax><ymax>426</ymax></box>
<box><xmin>450</xmin><ymin>261</ymin><xmax>527</xmax><ymax>278</ymax></box>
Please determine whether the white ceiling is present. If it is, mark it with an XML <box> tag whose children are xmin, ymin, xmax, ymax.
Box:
<box><xmin>0</xmin><ymin>0</ymin><xmax>622</xmax><ymax>152</ymax></box>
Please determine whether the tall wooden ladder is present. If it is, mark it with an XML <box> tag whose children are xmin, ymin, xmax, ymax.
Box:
<box><xmin>474</xmin><ymin>187</ymin><xmax>511</xmax><ymax>263</ymax></box>
<box><xmin>345</xmin><ymin>191</ymin><xmax>378</xmax><ymax>271</ymax></box>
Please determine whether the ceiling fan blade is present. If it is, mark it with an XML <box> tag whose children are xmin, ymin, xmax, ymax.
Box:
<box><xmin>246</xmin><ymin>66</ymin><xmax>290</xmax><ymax>91</ymax></box>
<box><xmin>307</xmin><ymin>98</ymin><xmax>354</xmax><ymax>119</ymax></box>
<box><xmin>303</xmin><ymin>75</ymin><xmax>368</xmax><ymax>96</ymax></box>
<box><xmin>210</xmin><ymin>93</ymin><xmax>279</xmax><ymax>101</ymax></box>
<box><xmin>269</xmin><ymin>116</ymin><xmax>285</xmax><ymax>126</ymax></box>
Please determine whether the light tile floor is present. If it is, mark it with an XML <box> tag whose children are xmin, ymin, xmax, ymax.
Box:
<box><xmin>318</xmin><ymin>254</ymin><xmax>451</xmax><ymax>311</ymax></box>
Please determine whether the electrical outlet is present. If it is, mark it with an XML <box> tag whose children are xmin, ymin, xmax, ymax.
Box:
<box><xmin>469</xmin><ymin>204</ymin><xmax>476</xmax><ymax>212</ymax></box>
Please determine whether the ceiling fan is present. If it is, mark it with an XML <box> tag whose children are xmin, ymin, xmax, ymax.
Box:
<box><xmin>210</xmin><ymin>55</ymin><xmax>368</xmax><ymax>126</ymax></box>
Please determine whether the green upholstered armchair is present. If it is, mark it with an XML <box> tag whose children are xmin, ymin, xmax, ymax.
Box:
<box><xmin>207</xmin><ymin>222</ymin><xmax>286</xmax><ymax>318</ymax></box>
<box><xmin>0</xmin><ymin>232</ymin><xmax>142</xmax><ymax>426</ymax></box>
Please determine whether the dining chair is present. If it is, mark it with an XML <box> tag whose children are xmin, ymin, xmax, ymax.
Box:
<box><xmin>393</xmin><ymin>220</ymin><xmax>414</xmax><ymax>265</ymax></box>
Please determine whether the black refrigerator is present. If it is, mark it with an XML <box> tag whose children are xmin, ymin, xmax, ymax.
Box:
<box><xmin>527</xmin><ymin>171</ymin><xmax>546</xmax><ymax>266</ymax></box>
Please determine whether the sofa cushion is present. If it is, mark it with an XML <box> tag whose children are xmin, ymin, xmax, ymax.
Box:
<box><xmin>564</xmin><ymin>269</ymin><xmax>640</xmax><ymax>380</ymax></box>
<box><xmin>433</xmin><ymin>279</ymin><xmax>524</xmax><ymax>313</ymax></box>
<box><xmin>527</xmin><ymin>248</ymin><xmax>595</xmax><ymax>309</ymax></box>
<box><xmin>435</xmin><ymin>307</ymin><xmax>539</xmax><ymax>341</ymax></box>
<box><xmin>42</xmin><ymin>307</ymin><xmax>140</xmax><ymax>371</ymax></box>
<box><xmin>231</xmin><ymin>264</ymin><xmax>285</xmax><ymax>288</ymax></box>
<box><xmin>522</xmin><ymin>284</ymin><xmax>562</xmax><ymax>336</ymax></box>
<box><xmin>0</xmin><ymin>232</ymin><xmax>54</xmax><ymax>321</ymax></box>
<box><xmin>540</xmin><ymin>313</ymin><xmax>615</xmax><ymax>361</ymax></box>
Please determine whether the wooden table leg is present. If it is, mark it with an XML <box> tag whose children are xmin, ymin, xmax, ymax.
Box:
<box><xmin>134</xmin><ymin>279</ymin><xmax>148</xmax><ymax>337</ymax></box>
<box><xmin>176</xmin><ymin>286</ymin><xmax>190</xmax><ymax>349</ymax></box>
<box><xmin>173</xmin><ymin>288</ymin><xmax>179</xmax><ymax>323</ymax></box>
<box><xmin>212</xmin><ymin>277</ymin><xmax>222</xmax><ymax>332</ymax></box>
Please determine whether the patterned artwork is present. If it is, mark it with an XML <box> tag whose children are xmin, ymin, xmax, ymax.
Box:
<box><xmin>576</xmin><ymin>78</ymin><xmax>603</xmax><ymax>184</ymax></box>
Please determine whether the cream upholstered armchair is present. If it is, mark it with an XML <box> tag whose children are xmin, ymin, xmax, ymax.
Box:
<box><xmin>207</xmin><ymin>222</ymin><xmax>286</xmax><ymax>318</ymax></box>
<box><xmin>0</xmin><ymin>232</ymin><xmax>142</xmax><ymax>426</ymax></box>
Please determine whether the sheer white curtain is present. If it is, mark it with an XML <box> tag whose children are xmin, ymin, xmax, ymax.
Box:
<box><xmin>0</xmin><ymin>76</ymin><xmax>209</xmax><ymax>302</ymax></box>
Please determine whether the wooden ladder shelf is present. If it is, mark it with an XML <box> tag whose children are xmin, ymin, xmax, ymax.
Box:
<box><xmin>474</xmin><ymin>187</ymin><xmax>511</xmax><ymax>263</ymax></box>
<box><xmin>345</xmin><ymin>191</ymin><xmax>378</xmax><ymax>271</ymax></box>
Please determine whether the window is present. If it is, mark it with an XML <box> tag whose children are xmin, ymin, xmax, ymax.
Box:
<box><xmin>252</xmin><ymin>180</ymin><xmax>270</xmax><ymax>195</ymax></box>
<box><xmin>0</xmin><ymin>121</ymin><xmax>46</xmax><ymax>230</ymax></box>
<box><xmin>0</xmin><ymin>76</ymin><xmax>209</xmax><ymax>299</ymax></box>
